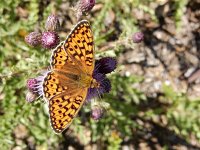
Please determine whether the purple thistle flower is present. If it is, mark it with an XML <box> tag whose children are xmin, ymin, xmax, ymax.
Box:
<box><xmin>86</xmin><ymin>75</ymin><xmax>111</xmax><ymax>100</ymax></box>
<box><xmin>26</xmin><ymin>76</ymin><xmax>45</xmax><ymax>96</ymax></box>
<box><xmin>25</xmin><ymin>31</ymin><xmax>41</xmax><ymax>47</ymax></box>
<box><xmin>86</xmin><ymin>57</ymin><xmax>115</xmax><ymax>101</ymax></box>
<box><xmin>132</xmin><ymin>31</ymin><xmax>144</xmax><ymax>43</ymax></box>
<box><xmin>95</xmin><ymin>57</ymin><xmax>117</xmax><ymax>74</ymax></box>
<box><xmin>45</xmin><ymin>14</ymin><xmax>60</xmax><ymax>32</ymax></box>
<box><xmin>41</xmin><ymin>31</ymin><xmax>60</xmax><ymax>49</ymax></box>
<box><xmin>91</xmin><ymin>105</ymin><xmax>104</xmax><ymax>120</ymax></box>
<box><xmin>27</xmin><ymin>78</ymin><xmax>38</xmax><ymax>92</ymax></box>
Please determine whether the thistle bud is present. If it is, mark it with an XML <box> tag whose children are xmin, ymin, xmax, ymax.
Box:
<box><xmin>45</xmin><ymin>14</ymin><xmax>60</xmax><ymax>32</ymax></box>
<box><xmin>25</xmin><ymin>31</ymin><xmax>41</xmax><ymax>46</ymax></box>
<box><xmin>26</xmin><ymin>91</ymin><xmax>37</xmax><ymax>103</ymax></box>
<box><xmin>41</xmin><ymin>31</ymin><xmax>60</xmax><ymax>49</ymax></box>
<box><xmin>132</xmin><ymin>32</ymin><xmax>144</xmax><ymax>43</ymax></box>
<box><xmin>91</xmin><ymin>105</ymin><xmax>104</xmax><ymax>120</ymax></box>
<box><xmin>75</xmin><ymin>0</ymin><xmax>96</xmax><ymax>20</ymax></box>
<box><xmin>80</xmin><ymin>0</ymin><xmax>95</xmax><ymax>12</ymax></box>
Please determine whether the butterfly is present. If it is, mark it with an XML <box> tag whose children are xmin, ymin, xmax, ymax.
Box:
<box><xmin>42</xmin><ymin>20</ymin><xmax>100</xmax><ymax>133</ymax></box>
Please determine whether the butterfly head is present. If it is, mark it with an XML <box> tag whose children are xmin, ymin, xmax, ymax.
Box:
<box><xmin>90</xmin><ymin>78</ymin><xmax>100</xmax><ymax>89</ymax></box>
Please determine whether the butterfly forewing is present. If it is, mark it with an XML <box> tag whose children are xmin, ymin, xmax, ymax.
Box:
<box><xmin>63</xmin><ymin>20</ymin><xmax>95</xmax><ymax>75</ymax></box>
<box><xmin>50</xmin><ymin>42</ymin><xmax>75</xmax><ymax>70</ymax></box>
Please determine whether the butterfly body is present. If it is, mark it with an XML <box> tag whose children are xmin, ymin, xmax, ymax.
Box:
<box><xmin>42</xmin><ymin>20</ymin><xmax>97</xmax><ymax>133</ymax></box>
<box><xmin>53</xmin><ymin>69</ymin><xmax>99</xmax><ymax>88</ymax></box>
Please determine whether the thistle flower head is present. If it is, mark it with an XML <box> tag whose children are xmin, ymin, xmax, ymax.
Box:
<box><xmin>95</xmin><ymin>57</ymin><xmax>117</xmax><ymax>74</ymax></box>
<box><xmin>132</xmin><ymin>31</ymin><xmax>144</xmax><ymax>43</ymax></box>
<box><xmin>91</xmin><ymin>104</ymin><xmax>105</xmax><ymax>120</ymax></box>
<box><xmin>41</xmin><ymin>31</ymin><xmax>60</xmax><ymax>49</ymax></box>
<box><xmin>45</xmin><ymin>14</ymin><xmax>60</xmax><ymax>32</ymax></box>
<box><xmin>86</xmin><ymin>77</ymin><xmax>111</xmax><ymax>101</ymax></box>
<box><xmin>86</xmin><ymin>57</ymin><xmax>115</xmax><ymax>101</ymax></box>
<box><xmin>25</xmin><ymin>31</ymin><xmax>41</xmax><ymax>47</ymax></box>
<box><xmin>27</xmin><ymin>78</ymin><xmax>38</xmax><ymax>92</ymax></box>
<box><xmin>26</xmin><ymin>75</ymin><xmax>45</xmax><ymax>95</ymax></box>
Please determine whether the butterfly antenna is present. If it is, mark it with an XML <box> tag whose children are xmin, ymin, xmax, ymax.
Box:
<box><xmin>36</xmin><ymin>94</ymin><xmax>43</xmax><ymax>101</ymax></box>
<box><xmin>47</xmin><ymin>65</ymin><xmax>51</xmax><ymax>71</ymax></box>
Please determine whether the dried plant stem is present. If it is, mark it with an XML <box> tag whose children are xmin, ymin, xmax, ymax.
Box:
<box><xmin>0</xmin><ymin>67</ymin><xmax>48</xmax><ymax>80</ymax></box>
<box><xmin>99</xmin><ymin>36</ymin><xmax>133</xmax><ymax>51</ymax></box>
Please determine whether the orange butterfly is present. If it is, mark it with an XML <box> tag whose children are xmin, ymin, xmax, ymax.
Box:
<box><xmin>42</xmin><ymin>20</ymin><xmax>99</xmax><ymax>133</ymax></box>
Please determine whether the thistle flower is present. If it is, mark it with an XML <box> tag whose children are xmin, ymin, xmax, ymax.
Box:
<box><xmin>95</xmin><ymin>57</ymin><xmax>117</xmax><ymax>74</ymax></box>
<box><xmin>26</xmin><ymin>73</ymin><xmax>47</xmax><ymax>102</ymax></box>
<box><xmin>27</xmin><ymin>78</ymin><xmax>38</xmax><ymax>92</ymax></box>
<box><xmin>25</xmin><ymin>31</ymin><xmax>41</xmax><ymax>46</ymax></box>
<box><xmin>45</xmin><ymin>14</ymin><xmax>60</xmax><ymax>32</ymax></box>
<box><xmin>132</xmin><ymin>31</ymin><xmax>144</xmax><ymax>43</ymax></box>
<box><xmin>91</xmin><ymin>105</ymin><xmax>105</xmax><ymax>120</ymax></box>
<box><xmin>75</xmin><ymin>0</ymin><xmax>96</xmax><ymax>20</ymax></box>
<box><xmin>41</xmin><ymin>31</ymin><xmax>60</xmax><ymax>49</ymax></box>
<box><xmin>26</xmin><ymin>91</ymin><xmax>37</xmax><ymax>103</ymax></box>
<box><xmin>86</xmin><ymin>57</ymin><xmax>116</xmax><ymax>101</ymax></box>
<box><xmin>86</xmin><ymin>74</ymin><xmax>111</xmax><ymax>100</ymax></box>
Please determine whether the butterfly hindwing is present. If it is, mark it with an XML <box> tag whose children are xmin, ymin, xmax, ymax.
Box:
<box><xmin>43</xmin><ymin>71</ymin><xmax>80</xmax><ymax>100</ymax></box>
<box><xmin>49</xmin><ymin>88</ymin><xmax>87</xmax><ymax>133</ymax></box>
<box><xmin>43</xmin><ymin>71</ymin><xmax>64</xmax><ymax>99</ymax></box>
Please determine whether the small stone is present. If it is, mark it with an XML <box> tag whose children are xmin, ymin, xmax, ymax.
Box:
<box><xmin>13</xmin><ymin>124</ymin><xmax>28</xmax><ymax>139</ymax></box>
